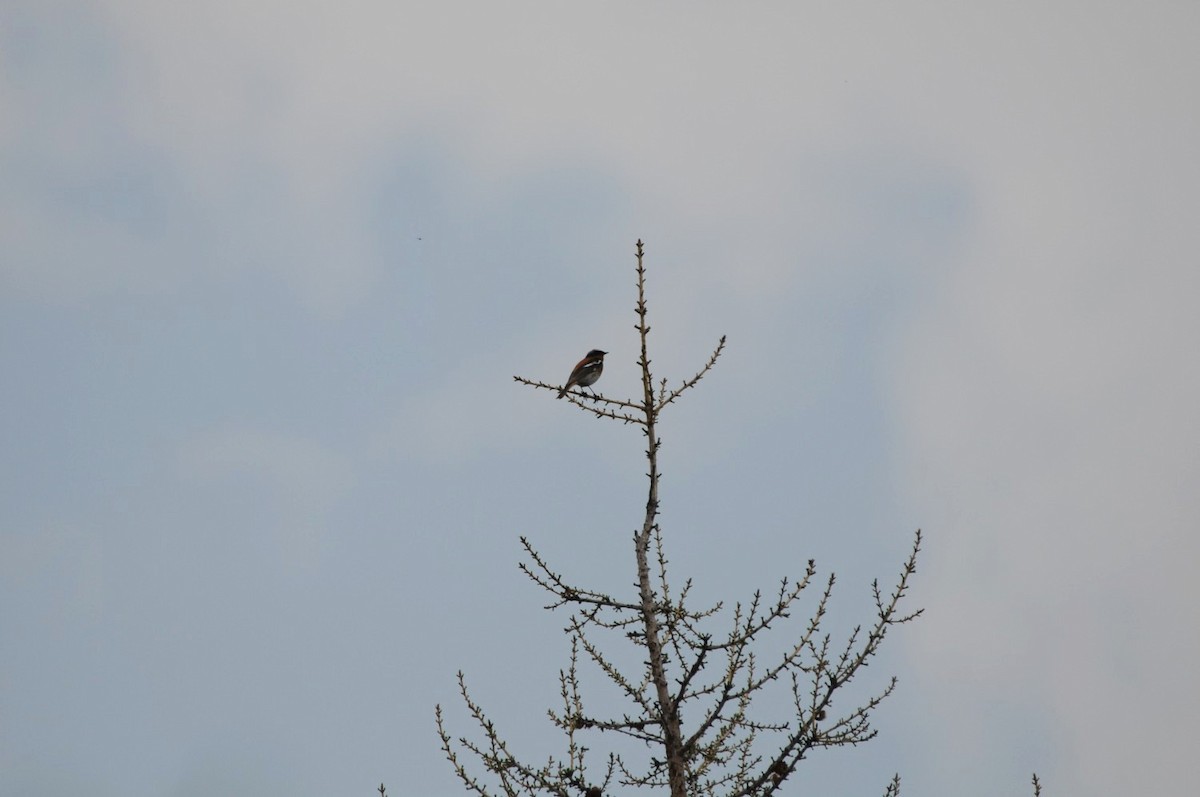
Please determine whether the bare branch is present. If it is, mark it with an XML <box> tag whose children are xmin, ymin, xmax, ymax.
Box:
<box><xmin>518</xmin><ymin>536</ymin><xmax>641</xmax><ymax>612</ymax></box>
<box><xmin>657</xmin><ymin>335</ymin><xmax>727</xmax><ymax>412</ymax></box>
<box><xmin>512</xmin><ymin>375</ymin><xmax>645</xmax><ymax>424</ymax></box>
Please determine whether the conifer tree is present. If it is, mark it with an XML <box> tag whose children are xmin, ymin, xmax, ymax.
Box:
<box><xmin>437</xmin><ymin>240</ymin><xmax>926</xmax><ymax>796</ymax></box>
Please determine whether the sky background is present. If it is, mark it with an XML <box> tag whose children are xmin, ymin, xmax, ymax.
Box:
<box><xmin>2</xmin><ymin>2</ymin><xmax>1198</xmax><ymax>795</ymax></box>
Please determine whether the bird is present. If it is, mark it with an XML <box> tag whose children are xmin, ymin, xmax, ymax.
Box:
<box><xmin>558</xmin><ymin>349</ymin><xmax>607</xmax><ymax>398</ymax></box>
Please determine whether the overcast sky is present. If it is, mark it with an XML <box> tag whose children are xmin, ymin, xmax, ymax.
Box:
<box><xmin>2</xmin><ymin>2</ymin><xmax>1198</xmax><ymax>796</ymax></box>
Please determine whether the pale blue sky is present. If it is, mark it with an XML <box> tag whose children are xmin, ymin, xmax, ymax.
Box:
<box><xmin>3</xmin><ymin>3</ymin><xmax>1198</xmax><ymax>796</ymax></box>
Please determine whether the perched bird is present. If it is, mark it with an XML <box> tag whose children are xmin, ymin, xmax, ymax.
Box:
<box><xmin>558</xmin><ymin>349</ymin><xmax>607</xmax><ymax>398</ymax></box>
